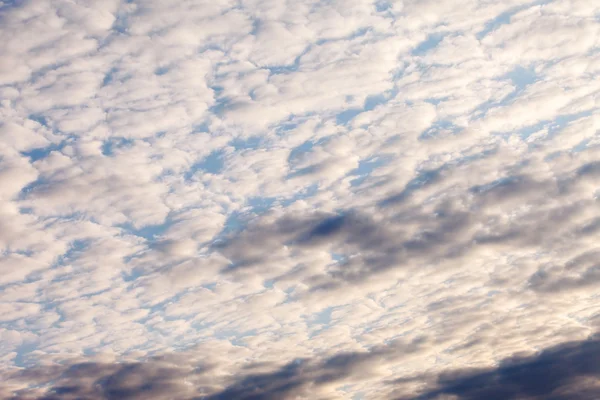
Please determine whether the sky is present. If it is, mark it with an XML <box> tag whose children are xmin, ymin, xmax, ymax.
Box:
<box><xmin>0</xmin><ymin>0</ymin><xmax>599</xmax><ymax>398</ymax></box>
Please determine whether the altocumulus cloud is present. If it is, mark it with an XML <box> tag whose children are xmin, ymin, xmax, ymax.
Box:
<box><xmin>3</xmin><ymin>336</ymin><xmax>600</xmax><ymax>399</ymax></box>
<box><xmin>0</xmin><ymin>0</ymin><xmax>600</xmax><ymax>398</ymax></box>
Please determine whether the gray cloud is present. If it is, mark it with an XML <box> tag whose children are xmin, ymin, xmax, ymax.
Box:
<box><xmin>3</xmin><ymin>337</ymin><xmax>429</xmax><ymax>400</ymax></box>
<box><xmin>5</xmin><ymin>356</ymin><xmax>216</xmax><ymax>400</ymax></box>
<box><xmin>215</xmin><ymin>156</ymin><xmax>598</xmax><ymax>290</ymax></box>
<box><xmin>5</xmin><ymin>336</ymin><xmax>600</xmax><ymax>400</ymax></box>
<box><xmin>528</xmin><ymin>250</ymin><xmax>600</xmax><ymax>294</ymax></box>
<box><xmin>405</xmin><ymin>336</ymin><xmax>600</xmax><ymax>400</ymax></box>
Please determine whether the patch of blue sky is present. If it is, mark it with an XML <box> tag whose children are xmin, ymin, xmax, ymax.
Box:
<box><xmin>547</xmin><ymin>111</ymin><xmax>593</xmax><ymax>136</ymax></box>
<box><xmin>336</xmin><ymin>108</ymin><xmax>363</xmax><ymax>125</ymax></box>
<box><xmin>275</xmin><ymin>120</ymin><xmax>301</xmax><ymax>136</ymax></box>
<box><xmin>312</xmin><ymin>307</ymin><xmax>333</xmax><ymax>326</ymax></box>
<box><xmin>13</xmin><ymin>342</ymin><xmax>39</xmax><ymax>368</ymax></box>
<box><xmin>374</xmin><ymin>0</ymin><xmax>391</xmax><ymax>12</ymax></box>
<box><xmin>406</xmin><ymin>169</ymin><xmax>440</xmax><ymax>189</ymax></box>
<box><xmin>102</xmin><ymin>67</ymin><xmax>118</xmax><ymax>86</ymax></box>
<box><xmin>501</xmin><ymin>65</ymin><xmax>538</xmax><ymax>97</ymax></box>
<box><xmin>209</xmin><ymin>85</ymin><xmax>224</xmax><ymax>96</ymax></box>
<box><xmin>121</xmin><ymin>267</ymin><xmax>143</xmax><ymax>283</ymax></box>
<box><xmin>288</xmin><ymin>140</ymin><xmax>315</xmax><ymax>164</ymax></box>
<box><xmin>419</xmin><ymin>120</ymin><xmax>463</xmax><ymax>141</ymax></box>
<box><xmin>411</xmin><ymin>33</ymin><xmax>445</xmax><ymax>56</ymax></box>
<box><xmin>337</xmin><ymin>90</ymin><xmax>398</xmax><ymax>127</ymax></box>
<box><xmin>215</xmin><ymin>186</ymin><xmax>321</xmax><ymax>249</ymax></box>
<box><xmin>390</xmin><ymin>60</ymin><xmax>411</xmax><ymax>81</ymax></box>
<box><xmin>215</xmin><ymin>211</ymin><xmax>246</xmax><ymax>239</ymax></box>
<box><xmin>572</xmin><ymin>138</ymin><xmax>592</xmax><ymax>153</ymax></box>
<box><xmin>476</xmin><ymin>0</ymin><xmax>552</xmax><ymax>39</ymax></box>
<box><xmin>55</xmin><ymin>238</ymin><xmax>88</xmax><ymax>261</ymax></box>
<box><xmin>211</xmin><ymin>184</ymin><xmax>320</xmax><ymax>253</ymax></box>
<box><xmin>154</xmin><ymin>66</ymin><xmax>170</xmax><ymax>75</ymax></box>
<box><xmin>5</xmin><ymin>248</ymin><xmax>33</xmax><ymax>257</ymax></box>
<box><xmin>504</xmin><ymin>65</ymin><xmax>538</xmax><ymax>89</ymax></box>
<box><xmin>512</xmin><ymin>121</ymin><xmax>547</xmax><ymax>142</ymax></box>
<box><xmin>263</xmin><ymin>279</ymin><xmax>275</xmax><ymax>289</ymax></box>
<box><xmin>185</xmin><ymin>149</ymin><xmax>225</xmax><ymax>180</ymax></box>
<box><xmin>229</xmin><ymin>135</ymin><xmax>263</xmax><ymax>151</ymax></box>
<box><xmin>349</xmin><ymin>156</ymin><xmax>391</xmax><ymax>187</ymax></box>
<box><xmin>18</xmin><ymin>207</ymin><xmax>34</xmax><ymax>215</ymax></box>
<box><xmin>472</xmin><ymin>65</ymin><xmax>539</xmax><ymax>119</ymax></box>
<box><xmin>261</xmin><ymin>64</ymin><xmax>299</xmax><ymax>76</ymax></box>
<box><xmin>191</xmin><ymin>121</ymin><xmax>210</xmax><ymax>133</ymax></box>
<box><xmin>476</xmin><ymin>9</ymin><xmax>514</xmax><ymax>40</ymax></box>
<box><xmin>28</xmin><ymin>113</ymin><xmax>49</xmax><ymax>128</ymax></box>
<box><xmin>214</xmin><ymin>197</ymin><xmax>277</xmax><ymax>239</ymax></box>
<box><xmin>20</xmin><ymin>141</ymin><xmax>66</xmax><ymax>162</ymax></box>
<box><xmin>249</xmin><ymin>18</ymin><xmax>261</xmax><ymax>35</ymax></box>
<box><xmin>287</xmin><ymin>138</ymin><xmax>332</xmax><ymax>175</ymax></box>
<box><xmin>515</xmin><ymin>110</ymin><xmax>593</xmax><ymax>141</ymax></box>
<box><xmin>258</xmin><ymin>43</ymin><xmax>311</xmax><ymax>77</ymax></box>
<box><xmin>364</xmin><ymin>93</ymin><xmax>389</xmax><ymax>111</ymax></box>
<box><xmin>118</xmin><ymin>219</ymin><xmax>172</xmax><ymax>241</ymax></box>
<box><xmin>307</xmin><ymin>307</ymin><xmax>334</xmax><ymax>338</ymax></box>
<box><xmin>0</xmin><ymin>0</ymin><xmax>22</xmax><ymax>10</ymax></box>
<box><xmin>330</xmin><ymin>252</ymin><xmax>346</xmax><ymax>263</ymax></box>
<box><xmin>246</xmin><ymin>196</ymin><xmax>276</xmax><ymax>214</ymax></box>
<box><xmin>101</xmin><ymin>137</ymin><xmax>135</xmax><ymax>156</ymax></box>
<box><xmin>110</xmin><ymin>9</ymin><xmax>131</xmax><ymax>34</ymax></box>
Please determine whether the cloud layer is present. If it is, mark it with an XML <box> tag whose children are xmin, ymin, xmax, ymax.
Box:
<box><xmin>0</xmin><ymin>0</ymin><xmax>599</xmax><ymax>398</ymax></box>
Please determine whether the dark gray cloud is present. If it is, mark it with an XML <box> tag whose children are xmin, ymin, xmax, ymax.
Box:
<box><xmin>4</xmin><ymin>357</ymin><xmax>215</xmax><ymax>400</ymax></box>
<box><xmin>213</xmin><ymin>149</ymin><xmax>600</xmax><ymax>292</ymax></box>
<box><xmin>6</xmin><ymin>336</ymin><xmax>600</xmax><ymax>400</ymax></box>
<box><xmin>214</xmin><ymin>201</ymin><xmax>474</xmax><ymax>286</ymax></box>
<box><xmin>204</xmin><ymin>340</ymin><xmax>424</xmax><ymax>400</ymax></box>
<box><xmin>528</xmin><ymin>250</ymin><xmax>600</xmax><ymax>293</ymax></box>
<box><xmin>2</xmin><ymin>338</ymin><xmax>428</xmax><ymax>400</ymax></box>
<box><xmin>405</xmin><ymin>336</ymin><xmax>600</xmax><ymax>400</ymax></box>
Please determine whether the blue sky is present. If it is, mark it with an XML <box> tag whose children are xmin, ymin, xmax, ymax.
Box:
<box><xmin>0</xmin><ymin>0</ymin><xmax>599</xmax><ymax>398</ymax></box>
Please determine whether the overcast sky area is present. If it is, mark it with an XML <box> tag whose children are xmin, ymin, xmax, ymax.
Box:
<box><xmin>1</xmin><ymin>0</ymin><xmax>600</xmax><ymax>398</ymax></box>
